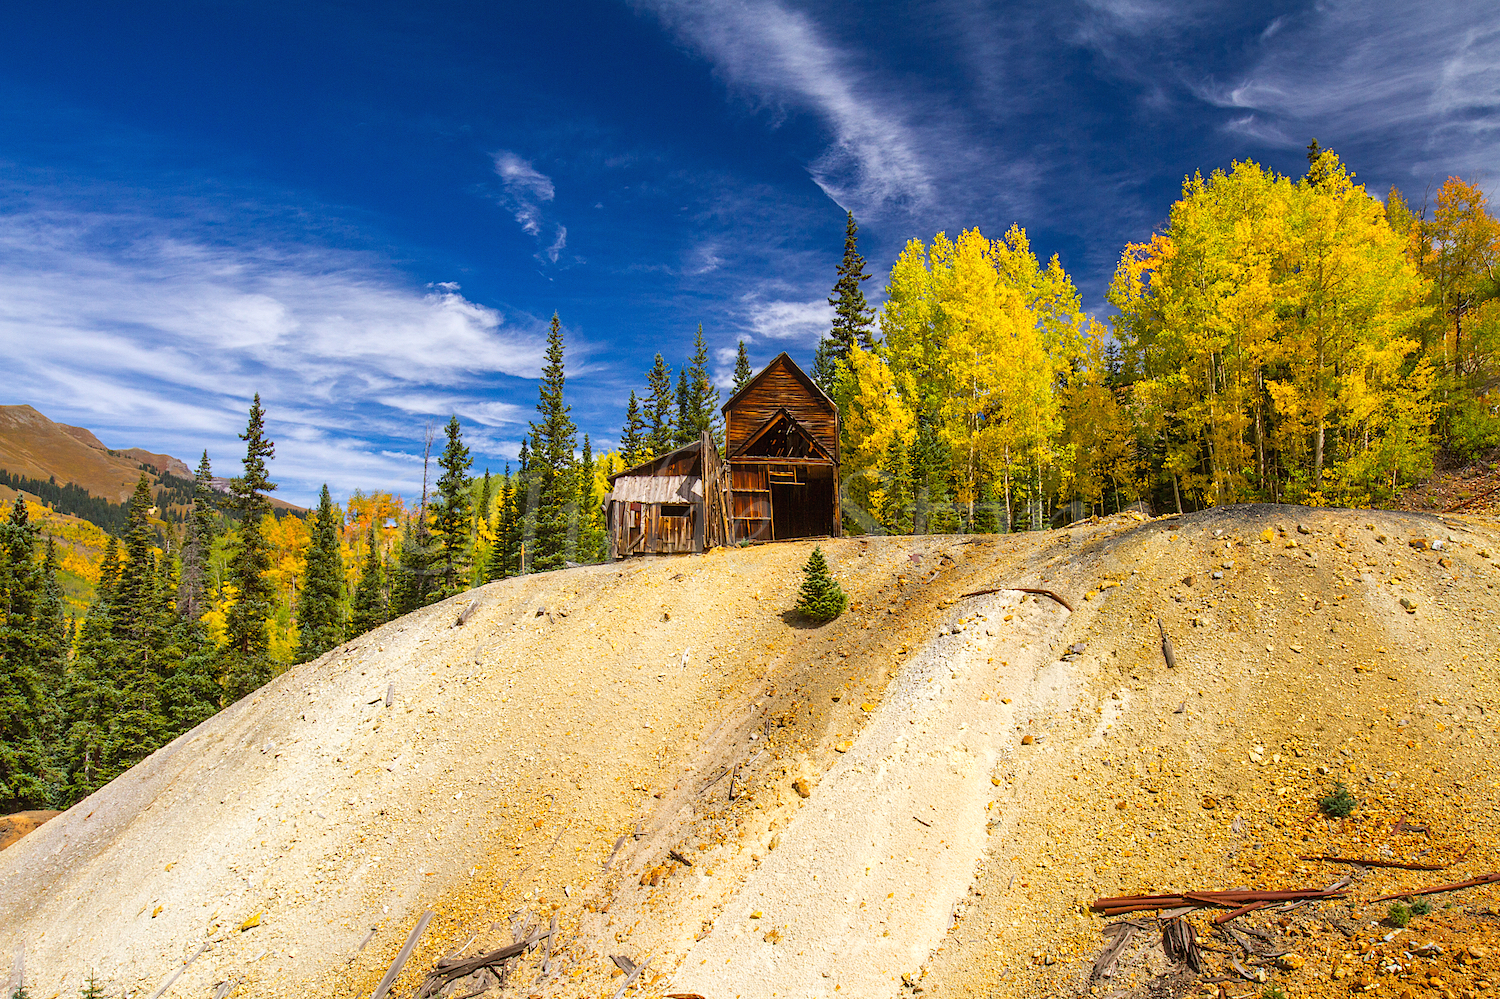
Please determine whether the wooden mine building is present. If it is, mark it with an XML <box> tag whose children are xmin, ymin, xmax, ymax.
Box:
<box><xmin>721</xmin><ymin>352</ymin><xmax>841</xmax><ymax>543</ymax></box>
<box><xmin>604</xmin><ymin>352</ymin><xmax>842</xmax><ymax>558</ymax></box>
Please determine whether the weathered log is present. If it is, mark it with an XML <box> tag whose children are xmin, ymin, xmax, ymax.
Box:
<box><xmin>1300</xmin><ymin>855</ymin><xmax>1444</xmax><ymax>871</ymax></box>
<box><xmin>373</xmin><ymin>910</ymin><xmax>434</xmax><ymax>999</ymax></box>
<box><xmin>1369</xmin><ymin>871</ymin><xmax>1500</xmax><ymax>903</ymax></box>
<box><xmin>959</xmin><ymin>586</ymin><xmax>1074</xmax><ymax>612</ymax></box>
<box><xmin>1157</xmin><ymin>617</ymin><xmax>1177</xmax><ymax>670</ymax></box>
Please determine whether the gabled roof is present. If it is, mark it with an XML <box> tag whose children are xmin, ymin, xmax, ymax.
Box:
<box><xmin>719</xmin><ymin>351</ymin><xmax>836</xmax><ymax>414</ymax></box>
<box><xmin>733</xmin><ymin>407</ymin><xmax>836</xmax><ymax>463</ymax></box>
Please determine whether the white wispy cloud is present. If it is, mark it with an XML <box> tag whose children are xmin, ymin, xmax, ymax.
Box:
<box><xmin>493</xmin><ymin>150</ymin><xmax>569</xmax><ymax>260</ymax></box>
<box><xmin>0</xmin><ymin>201</ymin><xmax>546</xmax><ymax>503</ymax></box>
<box><xmin>740</xmin><ymin>295</ymin><xmax>832</xmax><ymax>342</ymax></box>
<box><xmin>1202</xmin><ymin>1</ymin><xmax>1500</xmax><ymax>186</ymax></box>
<box><xmin>630</xmin><ymin>0</ymin><xmax>935</xmax><ymax>213</ymax></box>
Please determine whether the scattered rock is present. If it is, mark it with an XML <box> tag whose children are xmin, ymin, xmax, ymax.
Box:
<box><xmin>1297</xmin><ymin>524</ymin><xmax>1311</xmax><ymax>534</ymax></box>
<box><xmin>834</xmin><ymin>740</ymin><xmax>853</xmax><ymax>753</ymax></box>
<box><xmin>793</xmin><ymin>779</ymin><xmax>811</xmax><ymax>799</ymax></box>
<box><xmin>1021</xmin><ymin>735</ymin><xmax>1034</xmax><ymax>746</ymax></box>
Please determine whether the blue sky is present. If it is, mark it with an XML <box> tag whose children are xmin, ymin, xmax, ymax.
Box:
<box><xmin>1</xmin><ymin>0</ymin><xmax>1496</xmax><ymax>506</ymax></box>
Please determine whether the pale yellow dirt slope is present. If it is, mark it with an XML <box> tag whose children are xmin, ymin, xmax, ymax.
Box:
<box><xmin>2</xmin><ymin>505</ymin><xmax>1499</xmax><ymax>999</ymax></box>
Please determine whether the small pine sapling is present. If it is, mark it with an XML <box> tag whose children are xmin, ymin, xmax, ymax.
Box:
<box><xmin>795</xmin><ymin>547</ymin><xmax>848</xmax><ymax>623</ymax></box>
<box><xmin>79</xmin><ymin>976</ymin><xmax>107</xmax><ymax>999</ymax></box>
<box><xmin>1409</xmin><ymin>898</ymin><xmax>1432</xmax><ymax>916</ymax></box>
<box><xmin>1318</xmin><ymin>781</ymin><xmax>1356</xmax><ymax>817</ymax></box>
<box><xmin>1386</xmin><ymin>901</ymin><xmax>1412</xmax><ymax>927</ymax></box>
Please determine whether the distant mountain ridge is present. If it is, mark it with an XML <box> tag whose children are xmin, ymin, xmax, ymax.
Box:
<box><xmin>0</xmin><ymin>404</ymin><xmax>302</xmax><ymax>515</ymax></box>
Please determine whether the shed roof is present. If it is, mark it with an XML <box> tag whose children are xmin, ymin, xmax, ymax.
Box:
<box><xmin>605</xmin><ymin>475</ymin><xmax>703</xmax><ymax>504</ymax></box>
<box><xmin>607</xmin><ymin>439</ymin><xmax>702</xmax><ymax>485</ymax></box>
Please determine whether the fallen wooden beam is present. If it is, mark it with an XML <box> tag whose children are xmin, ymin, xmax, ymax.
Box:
<box><xmin>959</xmin><ymin>586</ymin><xmax>1074</xmax><ymax>612</ymax></box>
<box><xmin>1300</xmin><ymin>855</ymin><xmax>1445</xmax><ymax>871</ymax></box>
<box><xmin>1369</xmin><ymin>871</ymin><xmax>1500</xmax><ymax>903</ymax></box>
<box><xmin>148</xmin><ymin>941</ymin><xmax>211</xmax><ymax>999</ymax></box>
<box><xmin>453</xmin><ymin>599</ymin><xmax>479</xmax><ymax>627</ymax></box>
<box><xmin>372</xmin><ymin>910</ymin><xmax>434</xmax><ymax>999</ymax></box>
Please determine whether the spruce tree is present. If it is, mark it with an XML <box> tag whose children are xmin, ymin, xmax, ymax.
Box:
<box><xmin>61</xmin><ymin>599</ymin><xmax>118</xmax><ymax>801</ymax></box>
<box><xmin>294</xmin><ymin>485</ymin><xmax>345</xmax><ymax>662</ymax></box>
<box><xmin>812</xmin><ymin>335</ymin><xmax>839</xmax><ymax>395</ymax></box>
<box><xmin>113</xmin><ymin>475</ymin><xmax>159</xmax><ymax>644</ymax></box>
<box><xmin>733</xmin><ymin>339</ymin><xmax>753</xmax><ymax>392</ymax></box>
<box><xmin>432</xmin><ymin>416</ymin><xmax>474</xmax><ymax>595</ymax></box>
<box><xmin>223</xmin><ymin>394</ymin><xmax>278</xmax><ymax>700</ymax></box>
<box><xmin>0</xmin><ymin>496</ymin><xmax>46</xmax><ymax>810</ymax></box>
<box><xmin>485</xmin><ymin>465</ymin><xmax>516</xmax><ymax>582</ymax></box>
<box><xmin>176</xmin><ymin>451</ymin><xmax>216</xmax><ymax>620</ymax></box>
<box><xmin>619</xmin><ymin>391</ymin><xmax>649</xmax><ymax>467</ymax></box>
<box><xmin>530</xmin><ymin>315</ymin><xmax>578</xmax><ymax>571</ymax></box>
<box><xmin>794</xmin><ymin>547</ymin><xmax>848</xmax><ymax>623</ymax></box>
<box><xmin>350</xmin><ymin>520</ymin><xmax>388</xmax><ymax>634</ymax></box>
<box><xmin>674</xmin><ymin>369</ymin><xmax>693</xmax><ymax>447</ymax></box>
<box><xmin>686</xmin><ymin>323</ymin><xmax>720</xmax><ymax>444</ymax></box>
<box><xmin>828</xmin><ymin>210</ymin><xmax>876</xmax><ymax>355</ymax></box>
<box><xmin>578</xmin><ymin>435</ymin><xmax>604</xmax><ymax>564</ymax></box>
<box><xmin>878</xmin><ymin>435</ymin><xmax>912</xmax><ymax>535</ymax></box>
<box><xmin>34</xmin><ymin>538</ymin><xmax>70</xmax><ymax>801</ymax></box>
<box><xmin>643</xmin><ymin>353</ymin><xmax>676</xmax><ymax>458</ymax></box>
<box><xmin>387</xmin><ymin>519</ymin><xmax>423</xmax><ymax>618</ymax></box>
<box><xmin>513</xmin><ymin>441</ymin><xmax>536</xmax><ymax>575</ymax></box>
<box><xmin>97</xmin><ymin>534</ymin><xmax>122</xmax><ymax>600</ymax></box>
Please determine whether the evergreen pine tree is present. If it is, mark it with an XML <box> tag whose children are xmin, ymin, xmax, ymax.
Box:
<box><xmin>113</xmin><ymin>475</ymin><xmax>159</xmax><ymax>644</ymax></box>
<box><xmin>97</xmin><ymin>535</ymin><xmax>122</xmax><ymax>601</ymax></box>
<box><xmin>223</xmin><ymin>394</ymin><xmax>278</xmax><ymax>700</ymax></box>
<box><xmin>513</xmin><ymin>441</ymin><xmax>536</xmax><ymax>575</ymax></box>
<box><xmin>432</xmin><ymin>416</ymin><xmax>474</xmax><ymax>595</ymax></box>
<box><xmin>619</xmin><ymin>391</ymin><xmax>649</xmax><ymax>468</ymax></box>
<box><xmin>812</xmin><ymin>335</ymin><xmax>839</xmax><ymax>395</ymax></box>
<box><xmin>577</xmin><ymin>435</ymin><xmax>604</xmax><ymax>563</ymax></box>
<box><xmin>686</xmin><ymin>323</ymin><xmax>720</xmax><ymax>443</ymax></box>
<box><xmin>177</xmin><ymin>451</ymin><xmax>216</xmax><ymax>620</ymax></box>
<box><xmin>828</xmin><ymin>210</ymin><xmax>877</xmax><ymax>354</ymax></box>
<box><xmin>350</xmin><ymin>521</ymin><xmax>389</xmax><ymax>634</ymax></box>
<box><xmin>733</xmin><ymin>339</ymin><xmax>753</xmax><ymax>391</ymax></box>
<box><xmin>793</xmin><ymin>547</ymin><xmax>848</xmax><ymax>623</ymax></box>
<box><xmin>878</xmin><ymin>435</ymin><xmax>912</xmax><ymax>535</ymax></box>
<box><xmin>643</xmin><ymin>353</ymin><xmax>676</xmax><ymax>458</ymax></box>
<box><xmin>530</xmin><ymin>315</ymin><xmax>578</xmax><ymax>571</ymax></box>
<box><xmin>0</xmin><ymin>496</ymin><xmax>46</xmax><ymax>810</ymax></box>
<box><xmin>107</xmin><ymin>478</ymin><xmax>166</xmax><ymax>773</ymax></box>
<box><xmin>294</xmin><ymin>485</ymin><xmax>345</xmax><ymax>662</ymax></box>
<box><xmin>387</xmin><ymin>517</ymin><xmax>438</xmax><ymax>618</ymax></box>
<box><xmin>485</xmin><ymin>465</ymin><xmax>516</xmax><ymax>582</ymax></box>
<box><xmin>61</xmin><ymin>599</ymin><xmax>118</xmax><ymax>802</ymax></box>
<box><xmin>674</xmin><ymin>369</ymin><xmax>693</xmax><ymax>447</ymax></box>
<box><xmin>34</xmin><ymin>538</ymin><xmax>70</xmax><ymax>802</ymax></box>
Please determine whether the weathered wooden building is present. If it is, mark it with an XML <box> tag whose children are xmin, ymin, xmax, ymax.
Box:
<box><xmin>604</xmin><ymin>431</ymin><xmax>732</xmax><ymax>558</ymax></box>
<box><xmin>721</xmin><ymin>352</ymin><xmax>841</xmax><ymax>542</ymax></box>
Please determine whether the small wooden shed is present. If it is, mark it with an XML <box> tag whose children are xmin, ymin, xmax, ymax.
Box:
<box><xmin>721</xmin><ymin>352</ymin><xmax>842</xmax><ymax>542</ymax></box>
<box><xmin>604</xmin><ymin>431</ymin><xmax>732</xmax><ymax>559</ymax></box>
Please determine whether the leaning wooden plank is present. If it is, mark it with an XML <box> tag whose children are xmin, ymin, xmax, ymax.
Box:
<box><xmin>148</xmin><ymin>940</ymin><xmax>211</xmax><ymax>999</ymax></box>
<box><xmin>611</xmin><ymin>955</ymin><xmax>652</xmax><ymax>999</ymax></box>
<box><xmin>1090</xmin><ymin>921</ymin><xmax>1142</xmax><ymax>980</ymax></box>
<box><xmin>1157</xmin><ymin>618</ymin><xmax>1177</xmax><ymax>669</ymax></box>
<box><xmin>372</xmin><ymin>910</ymin><xmax>434</xmax><ymax>999</ymax></box>
<box><xmin>453</xmin><ymin>598</ymin><xmax>480</xmax><ymax>627</ymax></box>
